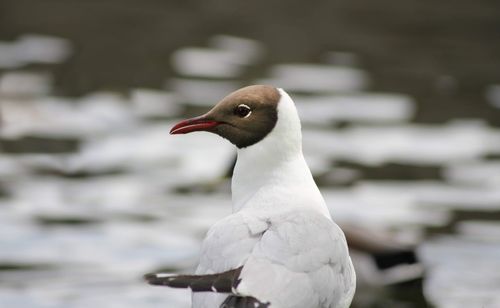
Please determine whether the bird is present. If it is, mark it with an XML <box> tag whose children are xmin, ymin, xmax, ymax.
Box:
<box><xmin>144</xmin><ymin>85</ymin><xmax>356</xmax><ymax>308</ymax></box>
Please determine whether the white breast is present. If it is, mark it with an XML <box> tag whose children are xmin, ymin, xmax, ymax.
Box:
<box><xmin>231</xmin><ymin>89</ymin><xmax>330</xmax><ymax>218</ymax></box>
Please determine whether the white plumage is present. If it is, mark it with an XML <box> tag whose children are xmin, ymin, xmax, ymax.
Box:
<box><xmin>192</xmin><ymin>89</ymin><xmax>356</xmax><ymax>308</ymax></box>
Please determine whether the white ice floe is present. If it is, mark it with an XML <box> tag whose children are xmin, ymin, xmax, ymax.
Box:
<box><xmin>171</xmin><ymin>48</ymin><xmax>247</xmax><ymax>78</ymax></box>
<box><xmin>0</xmin><ymin>219</ymin><xmax>197</xmax><ymax>306</ymax></box>
<box><xmin>303</xmin><ymin>152</ymin><xmax>333</xmax><ymax>176</ymax></box>
<box><xmin>161</xmin><ymin>193</ymin><xmax>232</xmax><ymax>235</ymax></box>
<box><xmin>1</xmin><ymin>172</ymin><xmax>231</xmax><ymax>235</ymax></box>
<box><xmin>171</xmin><ymin>36</ymin><xmax>263</xmax><ymax>79</ymax></box>
<box><xmin>209</xmin><ymin>35</ymin><xmax>264</xmax><ymax>64</ymax></box>
<box><xmin>258</xmin><ymin>63</ymin><xmax>369</xmax><ymax>93</ymax></box>
<box><xmin>444</xmin><ymin>161</ymin><xmax>500</xmax><ymax>186</ymax></box>
<box><xmin>0</xmin><ymin>156</ymin><xmax>28</xmax><ymax>178</ymax></box>
<box><xmin>0</xmin><ymin>71</ymin><xmax>52</xmax><ymax>97</ymax></box>
<box><xmin>130</xmin><ymin>88</ymin><xmax>181</xmax><ymax>118</ymax></box>
<box><xmin>0</xmin><ymin>279</ymin><xmax>191</xmax><ymax>308</ymax></box>
<box><xmin>323</xmin><ymin>184</ymin><xmax>451</xmax><ymax>228</ymax></box>
<box><xmin>324</xmin><ymin>179</ymin><xmax>500</xmax><ymax>230</ymax></box>
<box><xmin>456</xmin><ymin>221</ymin><xmax>500</xmax><ymax>242</ymax></box>
<box><xmin>0</xmin><ymin>34</ymin><xmax>71</xmax><ymax>69</ymax></box>
<box><xmin>1</xmin><ymin>93</ymin><xmax>136</xmax><ymax>138</ymax></box>
<box><xmin>303</xmin><ymin>120</ymin><xmax>500</xmax><ymax>166</ymax></box>
<box><xmin>15</xmin><ymin>34</ymin><xmax>72</xmax><ymax>65</ymax></box>
<box><xmin>77</xmin><ymin>92</ymin><xmax>136</xmax><ymax>128</ymax></box>
<box><xmin>0</xmin><ymin>155</ymin><xmax>69</xmax><ymax>179</ymax></box>
<box><xmin>416</xmin><ymin>184</ymin><xmax>500</xmax><ymax>210</ymax></box>
<box><xmin>69</xmin><ymin>122</ymin><xmax>234</xmax><ymax>181</ymax></box>
<box><xmin>168</xmin><ymin>78</ymin><xmax>241</xmax><ymax>106</ymax></box>
<box><xmin>353</xmin><ymin>180</ymin><xmax>500</xmax><ymax>211</ymax></box>
<box><xmin>4</xmin><ymin>175</ymin><xmax>163</xmax><ymax>216</ymax></box>
<box><xmin>420</xmin><ymin>236</ymin><xmax>500</xmax><ymax>308</ymax></box>
<box><xmin>295</xmin><ymin>93</ymin><xmax>416</xmax><ymax>124</ymax></box>
<box><xmin>0</xmin><ymin>219</ymin><xmax>200</xmax><ymax>272</ymax></box>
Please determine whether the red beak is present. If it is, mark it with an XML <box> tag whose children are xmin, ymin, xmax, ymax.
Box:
<box><xmin>170</xmin><ymin>115</ymin><xmax>221</xmax><ymax>134</ymax></box>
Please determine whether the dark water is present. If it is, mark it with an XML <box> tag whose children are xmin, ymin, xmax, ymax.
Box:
<box><xmin>1</xmin><ymin>0</ymin><xmax>499</xmax><ymax>122</ymax></box>
<box><xmin>1</xmin><ymin>1</ymin><xmax>500</xmax><ymax>307</ymax></box>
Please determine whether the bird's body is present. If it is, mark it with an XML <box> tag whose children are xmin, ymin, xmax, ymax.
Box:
<box><xmin>146</xmin><ymin>86</ymin><xmax>356</xmax><ymax>308</ymax></box>
<box><xmin>194</xmin><ymin>211</ymin><xmax>355</xmax><ymax>308</ymax></box>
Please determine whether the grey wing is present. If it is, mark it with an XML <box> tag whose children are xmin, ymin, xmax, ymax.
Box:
<box><xmin>193</xmin><ymin>213</ymin><xmax>269</xmax><ymax>308</ymax></box>
<box><xmin>196</xmin><ymin>213</ymin><xmax>269</xmax><ymax>275</ymax></box>
<box><xmin>235</xmin><ymin>211</ymin><xmax>356</xmax><ymax>308</ymax></box>
<box><xmin>179</xmin><ymin>211</ymin><xmax>355</xmax><ymax>308</ymax></box>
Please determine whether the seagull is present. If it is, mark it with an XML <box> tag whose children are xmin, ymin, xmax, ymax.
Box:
<box><xmin>145</xmin><ymin>85</ymin><xmax>356</xmax><ymax>308</ymax></box>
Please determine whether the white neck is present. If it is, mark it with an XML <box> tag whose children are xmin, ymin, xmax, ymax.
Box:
<box><xmin>231</xmin><ymin>89</ymin><xmax>331</xmax><ymax>218</ymax></box>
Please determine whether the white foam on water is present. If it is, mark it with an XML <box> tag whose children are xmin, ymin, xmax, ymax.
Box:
<box><xmin>68</xmin><ymin>122</ymin><xmax>234</xmax><ymax>181</ymax></box>
<box><xmin>0</xmin><ymin>34</ymin><xmax>71</xmax><ymax>69</ymax></box>
<box><xmin>0</xmin><ymin>269</ymin><xmax>191</xmax><ymax>308</ymax></box>
<box><xmin>0</xmin><ymin>71</ymin><xmax>52</xmax><ymax>97</ymax></box>
<box><xmin>1</xmin><ymin>94</ymin><xmax>136</xmax><ymax>138</ymax></box>
<box><xmin>171</xmin><ymin>47</ymin><xmax>247</xmax><ymax>78</ymax></box>
<box><xmin>295</xmin><ymin>93</ymin><xmax>416</xmax><ymax>124</ymax></box>
<box><xmin>209</xmin><ymin>35</ymin><xmax>264</xmax><ymax>63</ymax></box>
<box><xmin>130</xmin><ymin>88</ymin><xmax>181</xmax><ymax>118</ymax></box>
<box><xmin>353</xmin><ymin>180</ymin><xmax>500</xmax><ymax>211</ymax></box>
<box><xmin>0</xmin><ymin>156</ymin><xmax>27</xmax><ymax>178</ymax></box>
<box><xmin>0</xmin><ymin>220</ymin><xmax>200</xmax><ymax>271</ymax></box>
<box><xmin>168</xmin><ymin>78</ymin><xmax>241</xmax><ymax>106</ymax></box>
<box><xmin>323</xmin><ymin>184</ymin><xmax>451</xmax><ymax>229</ymax></box>
<box><xmin>444</xmin><ymin>161</ymin><xmax>500</xmax><ymax>187</ymax></box>
<box><xmin>171</xmin><ymin>35</ymin><xmax>263</xmax><ymax>79</ymax></box>
<box><xmin>303</xmin><ymin>120</ymin><xmax>500</xmax><ymax>166</ymax></box>
<box><xmin>15</xmin><ymin>34</ymin><xmax>72</xmax><ymax>65</ymax></box>
<box><xmin>258</xmin><ymin>63</ymin><xmax>369</xmax><ymax>93</ymax></box>
<box><xmin>456</xmin><ymin>221</ymin><xmax>500</xmax><ymax>242</ymax></box>
<box><xmin>420</xmin><ymin>235</ymin><xmax>500</xmax><ymax>308</ymax></box>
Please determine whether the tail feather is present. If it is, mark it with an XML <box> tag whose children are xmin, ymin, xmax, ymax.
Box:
<box><xmin>144</xmin><ymin>266</ymin><xmax>243</xmax><ymax>293</ymax></box>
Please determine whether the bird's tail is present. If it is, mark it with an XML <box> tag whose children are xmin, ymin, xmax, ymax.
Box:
<box><xmin>144</xmin><ymin>266</ymin><xmax>271</xmax><ymax>307</ymax></box>
<box><xmin>144</xmin><ymin>266</ymin><xmax>243</xmax><ymax>293</ymax></box>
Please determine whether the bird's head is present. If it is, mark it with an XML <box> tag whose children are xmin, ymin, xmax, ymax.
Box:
<box><xmin>170</xmin><ymin>85</ymin><xmax>282</xmax><ymax>149</ymax></box>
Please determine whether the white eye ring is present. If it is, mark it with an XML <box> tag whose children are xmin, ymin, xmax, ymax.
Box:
<box><xmin>236</xmin><ymin>104</ymin><xmax>252</xmax><ymax>118</ymax></box>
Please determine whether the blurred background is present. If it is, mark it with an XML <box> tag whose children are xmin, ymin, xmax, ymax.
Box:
<box><xmin>1</xmin><ymin>0</ymin><xmax>500</xmax><ymax>307</ymax></box>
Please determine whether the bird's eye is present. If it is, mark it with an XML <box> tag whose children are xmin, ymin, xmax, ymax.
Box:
<box><xmin>234</xmin><ymin>104</ymin><xmax>252</xmax><ymax>118</ymax></box>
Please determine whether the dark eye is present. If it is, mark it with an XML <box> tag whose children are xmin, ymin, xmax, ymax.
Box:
<box><xmin>234</xmin><ymin>104</ymin><xmax>252</xmax><ymax>118</ymax></box>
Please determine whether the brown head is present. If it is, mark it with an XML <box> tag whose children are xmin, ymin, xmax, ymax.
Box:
<box><xmin>170</xmin><ymin>85</ymin><xmax>282</xmax><ymax>148</ymax></box>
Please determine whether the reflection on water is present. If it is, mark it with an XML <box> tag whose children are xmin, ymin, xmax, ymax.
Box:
<box><xmin>1</xmin><ymin>29</ymin><xmax>500</xmax><ymax>308</ymax></box>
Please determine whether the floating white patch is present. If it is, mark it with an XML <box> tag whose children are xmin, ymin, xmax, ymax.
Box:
<box><xmin>211</xmin><ymin>286</ymin><xmax>217</xmax><ymax>292</ymax></box>
<box><xmin>155</xmin><ymin>273</ymin><xmax>171</xmax><ymax>278</ymax></box>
